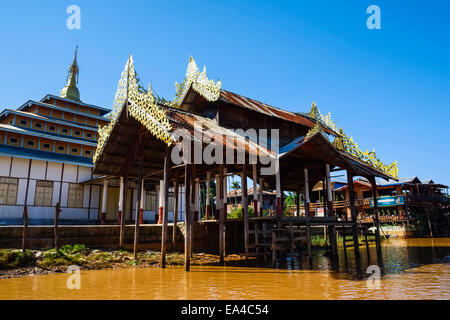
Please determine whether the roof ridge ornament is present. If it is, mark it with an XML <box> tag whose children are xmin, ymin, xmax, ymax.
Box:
<box><xmin>308</xmin><ymin>102</ymin><xmax>338</xmax><ymax>133</ymax></box>
<box><xmin>94</xmin><ymin>55</ymin><xmax>172</xmax><ymax>164</ymax></box>
<box><xmin>172</xmin><ymin>56</ymin><xmax>221</xmax><ymax>108</ymax></box>
<box><xmin>332</xmin><ymin>127</ymin><xmax>398</xmax><ymax>178</ymax></box>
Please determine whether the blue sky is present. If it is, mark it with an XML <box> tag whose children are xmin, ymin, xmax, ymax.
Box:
<box><xmin>0</xmin><ymin>1</ymin><xmax>449</xmax><ymax>186</ymax></box>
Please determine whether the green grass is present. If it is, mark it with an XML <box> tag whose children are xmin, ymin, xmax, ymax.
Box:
<box><xmin>0</xmin><ymin>249</ymin><xmax>34</xmax><ymax>269</ymax></box>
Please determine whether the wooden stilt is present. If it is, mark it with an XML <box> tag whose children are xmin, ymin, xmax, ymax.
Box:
<box><xmin>184</xmin><ymin>164</ymin><xmax>191</xmax><ymax>271</ymax></box>
<box><xmin>189</xmin><ymin>165</ymin><xmax>195</xmax><ymax>258</ymax></box>
<box><xmin>347</xmin><ymin>171</ymin><xmax>360</xmax><ymax>259</ymax></box>
<box><xmin>275</xmin><ymin>159</ymin><xmax>282</xmax><ymax>216</ymax></box>
<box><xmin>22</xmin><ymin>207</ymin><xmax>28</xmax><ymax>252</ymax></box>
<box><xmin>119</xmin><ymin>173</ymin><xmax>128</xmax><ymax>248</ymax></box>
<box><xmin>54</xmin><ymin>202</ymin><xmax>60</xmax><ymax>252</ymax></box>
<box><xmin>296</xmin><ymin>190</ymin><xmax>300</xmax><ymax>217</ymax></box>
<box><xmin>172</xmin><ymin>181</ymin><xmax>179</xmax><ymax>248</ymax></box>
<box><xmin>161</xmin><ymin>146</ymin><xmax>170</xmax><ymax>268</ymax></box>
<box><xmin>219</xmin><ymin>165</ymin><xmax>224</xmax><ymax>262</ymax></box>
<box><xmin>222</xmin><ymin>167</ymin><xmax>227</xmax><ymax>257</ymax></box>
<box><xmin>242</xmin><ymin>165</ymin><xmax>249</xmax><ymax>259</ymax></box>
<box><xmin>369</xmin><ymin>176</ymin><xmax>382</xmax><ymax>260</ymax></box>
<box><xmin>133</xmin><ymin>152</ymin><xmax>143</xmax><ymax>260</ymax></box>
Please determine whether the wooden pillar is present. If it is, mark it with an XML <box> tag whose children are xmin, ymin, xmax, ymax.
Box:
<box><xmin>158</xmin><ymin>180</ymin><xmax>164</xmax><ymax>224</ymax></box>
<box><xmin>206</xmin><ymin>172</ymin><xmax>211</xmax><ymax>220</ymax></box>
<box><xmin>161</xmin><ymin>147</ymin><xmax>170</xmax><ymax>268</ymax></box>
<box><xmin>189</xmin><ymin>165</ymin><xmax>195</xmax><ymax>257</ymax></box>
<box><xmin>54</xmin><ymin>202</ymin><xmax>61</xmax><ymax>251</ymax></box>
<box><xmin>133</xmin><ymin>153</ymin><xmax>143</xmax><ymax>259</ymax></box>
<box><xmin>258</xmin><ymin>178</ymin><xmax>263</xmax><ymax>217</ymax></box>
<box><xmin>347</xmin><ymin>171</ymin><xmax>360</xmax><ymax>258</ymax></box>
<box><xmin>242</xmin><ymin>165</ymin><xmax>249</xmax><ymax>259</ymax></box>
<box><xmin>119</xmin><ymin>173</ymin><xmax>128</xmax><ymax>248</ymax></box>
<box><xmin>194</xmin><ymin>178</ymin><xmax>199</xmax><ymax>222</ymax></box>
<box><xmin>215</xmin><ymin>173</ymin><xmax>221</xmax><ymax>221</ymax></box>
<box><xmin>118</xmin><ymin>177</ymin><xmax>124</xmax><ymax>225</ymax></box>
<box><xmin>369</xmin><ymin>176</ymin><xmax>382</xmax><ymax>259</ymax></box>
<box><xmin>304</xmin><ymin>168</ymin><xmax>311</xmax><ymax>217</ymax></box>
<box><xmin>184</xmin><ymin>164</ymin><xmax>191</xmax><ymax>271</ymax></box>
<box><xmin>223</xmin><ymin>167</ymin><xmax>228</xmax><ymax>220</ymax></box>
<box><xmin>101</xmin><ymin>179</ymin><xmax>108</xmax><ymax>224</ymax></box>
<box><xmin>275</xmin><ymin>159</ymin><xmax>282</xmax><ymax>216</ymax></box>
<box><xmin>218</xmin><ymin>166</ymin><xmax>225</xmax><ymax>262</ymax></box>
<box><xmin>296</xmin><ymin>190</ymin><xmax>300</xmax><ymax>217</ymax></box>
<box><xmin>139</xmin><ymin>180</ymin><xmax>145</xmax><ymax>224</ymax></box>
<box><xmin>326</xmin><ymin>164</ymin><xmax>334</xmax><ymax>217</ymax></box>
<box><xmin>172</xmin><ymin>181</ymin><xmax>179</xmax><ymax>247</ymax></box>
<box><xmin>252</xmin><ymin>164</ymin><xmax>258</xmax><ymax>216</ymax></box>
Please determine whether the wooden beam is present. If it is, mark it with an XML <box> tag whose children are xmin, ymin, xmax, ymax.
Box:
<box><xmin>161</xmin><ymin>146</ymin><xmax>170</xmax><ymax>268</ymax></box>
<box><xmin>184</xmin><ymin>164</ymin><xmax>191</xmax><ymax>272</ymax></box>
<box><xmin>242</xmin><ymin>165</ymin><xmax>249</xmax><ymax>259</ymax></box>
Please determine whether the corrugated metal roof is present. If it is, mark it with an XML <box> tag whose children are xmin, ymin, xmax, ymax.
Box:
<box><xmin>219</xmin><ymin>89</ymin><xmax>336</xmax><ymax>135</ymax></box>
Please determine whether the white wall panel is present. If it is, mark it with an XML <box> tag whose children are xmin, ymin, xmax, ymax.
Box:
<box><xmin>63</xmin><ymin>164</ymin><xmax>77</xmax><ymax>183</ymax></box>
<box><xmin>16</xmin><ymin>178</ymin><xmax>27</xmax><ymax>205</ymax></box>
<box><xmin>91</xmin><ymin>185</ymin><xmax>100</xmax><ymax>208</ymax></box>
<box><xmin>30</xmin><ymin>160</ymin><xmax>46</xmax><ymax>180</ymax></box>
<box><xmin>0</xmin><ymin>156</ymin><xmax>11</xmax><ymax>176</ymax></box>
<box><xmin>83</xmin><ymin>185</ymin><xmax>90</xmax><ymax>208</ymax></box>
<box><xmin>77</xmin><ymin>166</ymin><xmax>92</xmax><ymax>183</ymax></box>
<box><xmin>26</xmin><ymin>179</ymin><xmax>36</xmax><ymax>206</ymax></box>
<box><xmin>46</xmin><ymin>162</ymin><xmax>62</xmax><ymax>181</ymax></box>
<box><xmin>11</xmin><ymin>158</ymin><xmax>30</xmax><ymax>178</ymax></box>
<box><xmin>52</xmin><ymin>182</ymin><xmax>61</xmax><ymax>206</ymax></box>
<box><xmin>60</xmin><ymin>182</ymin><xmax>69</xmax><ymax>207</ymax></box>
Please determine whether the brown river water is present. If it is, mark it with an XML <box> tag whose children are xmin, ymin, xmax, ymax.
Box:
<box><xmin>0</xmin><ymin>238</ymin><xmax>449</xmax><ymax>300</ymax></box>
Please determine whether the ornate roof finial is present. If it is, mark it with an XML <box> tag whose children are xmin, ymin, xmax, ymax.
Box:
<box><xmin>60</xmin><ymin>45</ymin><xmax>81</xmax><ymax>101</ymax></box>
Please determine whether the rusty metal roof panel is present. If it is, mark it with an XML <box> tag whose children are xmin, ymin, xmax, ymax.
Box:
<box><xmin>219</xmin><ymin>89</ymin><xmax>327</xmax><ymax>130</ymax></box>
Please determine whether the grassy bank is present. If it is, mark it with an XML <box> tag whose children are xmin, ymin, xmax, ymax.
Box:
<box><xmin>0</xmin><ymin>245</ymin><xmax>244</xmax><ymax>279</ymax></box>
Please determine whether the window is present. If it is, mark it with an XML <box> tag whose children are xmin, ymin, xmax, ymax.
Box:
<box><xmin>86</xmin><ymin>133</ymin><xmax>92</xmax><ymax>138</ymax></box>
<box><xmin>62</xmin><ymin>128</ymin><xmax>68</xmax><ymax>134</ymax></box>
<box><xmin>34</xmin><ymin>181</ymin><xmax>53</xmax><ymax>206</ymax></box>
<box><xmin>27</xmin><ymin>141</ymin><xmax>35</xmax><ymax>146</ymax></box>
<box><xmin>74</xmin><ymin>131</ymin><xmax>81</xmax><ymax>136</ymax></box>
<box><xmin>71</xmin><ymin>148</ymin><xmax>78</xmax><ymax>153</ymax></box>
<box><xmin>0</xmin><ymin>178</ymin><xmax>18</xmax><ymax>205</ymax></box>
<box><xmin>67</xmin><ymin>183</ymin><xmax>84</xmax><ymax>208</ymax></box>
<box><xmin>43</xmin><ymin>143</ymin><xmax>51</xmax><ymax>149</ymax></box>
<box><xmin>9</xmin><ymin>138</ymin><xmax>18</xmax><ymax>144</ymax></box>
<box><xmin>145</xmin><ymin>193</ymin><xmax>157</xmax><ymax>211</ymax></box>
<box><xmin>35</xmin><ymin>123</ymin><xmax>42</xmax><ymax>128</ymax></box>
<box><xmin>84</xmin><ymin>150</ymin><xmax>91</xmax><ymax>155</ymax></box>
<box><xmin>57</xmin><ymin>146</ymin><xmax>65</xmax><ymax>151</ymax></box>
<box><xmin>20</xmin><ymin>120</ymin><xmax>27</xmax><ymax>125</ymax></box>
<box><xmin>48</xmin><ymin>126</ymin><xmax>56</xmax><ymax>131</ymax></box>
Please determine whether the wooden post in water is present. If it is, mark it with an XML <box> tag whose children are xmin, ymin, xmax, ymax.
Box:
<box><xmin>172</xmin><ymin>180</ymin><xmax>179</xmax><ymax>248</ymax></box>
<box><xmin>241</xmin><ymin>165</ymin><xmax>249</xmax><ymax>259</ymax></box>
<box><xmin>133</xmin><ymin>152</ymin><xmax>144</xmax><ymax>260</ymax></box>
<box><xmin>304</xmin><ymin>168</ymin><xmax>312</xmax><ymax>259</ymax></box>
<box><xmin>184</xmin><ymin>164</ymin><xmax>191</xmax><ymax>271</ymax></box>
<box><xmin>119</xmin><ymin>172</ymin><xmax>128</xmax><ymax>248</ymax></box>
<box><xmin>218</xmin><ymin>165</ymin><xmax>224</xmax><ymax>262</ymax></box>
<box><xmin>347</xmin><ymin>171</ymin><xmax>360</xmax><ymax>258</ymax></box>
<box><xmin>54</xmin><ymin>202</ymin><xmax>60</xmax><ymax>251</ymax></box>
<box><xmin>326</xmin><ymin>164</ymin><xmax>338</xmax><ymax>257</ymax></box>
<box><xmin>369</xmin><ymin>176</ymin><xmax>382</xmax><ymax>260</ymax></box>
<box><xmin>161</xmin><ymin>146</ymin><xmax>170</xmax><ymax>268</ymax></box>
<box><xmin>22</xmin><ymin>207</ymin><xmax>28</xmax><ymax>252</ymax></box>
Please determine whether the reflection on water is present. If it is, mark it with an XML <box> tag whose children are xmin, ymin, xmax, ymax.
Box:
<box><xmin>0</xmin><ymin>238</ymin><xmax>449</xmax><ymax>300</ymax></box>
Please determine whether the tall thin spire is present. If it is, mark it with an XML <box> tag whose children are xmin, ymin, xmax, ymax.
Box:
<box><xmin>60</xmin><ymin>46</ymin><xmax>81</xmax><ymax>101</ymax></box>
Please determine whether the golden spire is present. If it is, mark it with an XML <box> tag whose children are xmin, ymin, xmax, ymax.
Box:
<box><xmin>60</xmin><ymin>46</ymin><xmax>81</xmax><ymax>101</ymax></box>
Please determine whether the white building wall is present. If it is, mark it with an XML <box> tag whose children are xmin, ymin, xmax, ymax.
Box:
<box><xmin>78</xmin><ymin>166</ymin><xmax>91</xmax><ymax>183</ymax></box>
<box><xmin>26</xmin><ymin>179</ymin><xmax>36</xmax><ymax>206</ymax></box>
<box><xmin>63</xmin><ymin>164</ymin><xmax>77</xmax><ymax>183</ymax></box>
<box><xmin>0</xmin><ymin>156</ymin><xmax>11</xmax><ymax>176</ymax></box>
<box><xmin>10</xmin><ymin>158</ymin><xmax>29</xmax><ymax>178</ymax></box>
<box><xmin>30</xmin><ymin>160</ymin><xmax>46</xmax><ymax>180</ymax></box>
<box><xmin>46</xmin><ymin>162</ymin><xmax>62</xmax><ymax>181</ymax></box>
<box><xmin>16</xmin><ymin>179</ymin><xmax>28</xmax><ymax>205</ymax></box>
<box><xmin>60</xmin><ymin>182</ymin><xmax>69</xmax><ymax>207</ymax></box>
<box><xmin>52</xmin><ymin>182</ymin><xmax>61</xmax><ymax>206</ymax></box>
